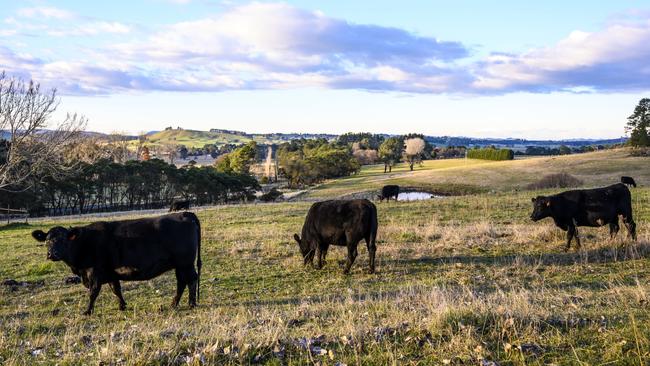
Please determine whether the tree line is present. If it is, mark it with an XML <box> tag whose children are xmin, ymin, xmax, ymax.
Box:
<box><xmin>0</xmin><ymin>158</ymin><xmax>259</xmax><ymax>216</ymax></box>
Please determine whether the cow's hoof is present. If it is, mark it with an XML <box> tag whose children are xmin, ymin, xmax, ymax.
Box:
<box><xmin>367</xmin><ymin>269</ymin><xmax>375</xmax><ymax>274</ymax></box>
<box><xmin>119</xmin><ymin>303</ymin><xmax>127</xmax><ymax>311</ymax></box>
<box><xmin>82</xmin><ymin>310</ymin><xmax>92</xmax><ymax>316</ymax></box>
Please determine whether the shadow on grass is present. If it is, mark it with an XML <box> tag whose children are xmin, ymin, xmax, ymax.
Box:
<box><xmin>215</xmin><ymin>241</ymin><xmax>650</xmax><ymax>308</ymax></box>
<box><xmin>0</xmin><ymin>222</ymin><xmax>31</xmax><ymax>231</ymax></box>
<box><xmin>382</xmin><ymin>240</ymin><xmax>650</xmax><ymax>269</ymax></box>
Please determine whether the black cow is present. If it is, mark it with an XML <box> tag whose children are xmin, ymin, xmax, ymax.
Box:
<box><xmin>293</xmin><ymin>199</ymin><xmax>378</xmax><ymax>274</ymax></box>
<box><xmin>377</xmin><ymin>185</ymin><xmax>400</xmax><ymax>202</ymax></box>
<box><xmin>621</xmin><ymin>176</ymin><xmax>637</xmax><ymax>188</ymax></box>
<box><xmin>31</xmin><ymin>212</ymin><xmax>202</xmax><ymax>315</ymax></box>
<box><xmin>530</xmin><ymin>183</ymin><xmax>636</xmax><ymax>251</ymax></box>
<box><xmin>169</xmin><ymin>199</ymin><xmax>190</xmax><ymax>212</ymax></box>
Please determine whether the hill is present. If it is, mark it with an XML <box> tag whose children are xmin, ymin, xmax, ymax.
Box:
<box><xmin>144</xmin><ymin>129</ymin><xmax>338</xmax><ymax>148</ymax></box>
<box><xmin>307</xmin><ymin>148</ymin><xmax>650</xmax><ymax>198</ymax></box>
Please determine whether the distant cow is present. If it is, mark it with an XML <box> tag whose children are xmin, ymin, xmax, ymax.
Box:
<box><xmin>530</xmin><ymin>183</ymin><xmax>636</xmax><ymax>251</ymax></box>
<box><xmin>377</xmin><ymin>185</ymin><xmax>400</xmax><ymax>202</ymax></box>
<box><xmin>31</xmin><ymin>212</ymin><xmax>202</xmax><ymax>315</ymax></box>
<box><xmin>293</xmin><ymin>199</ymin><xmax>378</xmax><ymax>274</ymax></box>
<box><xmin>169</xmin><ymin>199</ymin><xmax>190</xmax><ymax>212</ymax></box>
<box><xmin>621</xmin><ymin>176</ymin><xmax>637</xmax><ymax>188</ymax></box>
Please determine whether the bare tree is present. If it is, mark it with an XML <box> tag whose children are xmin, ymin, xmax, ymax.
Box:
<box><xmin>403</xmin><ymin>138</ymin><xmax>425</xmax><ymax>171</ymax></box>
<box><xmin>160</xmin><ymin>143</ymin><xmax>179</xmax><ymax>164</ymax></box>
<box><xmin>0</xmin><ymin>72</ymin><xmax>85</xmax><ymax>190</ymax></box>
<box><xmin>107</xmin><ymin>132</ymin><xmax>133</xmax><ymax>163</ymax></box>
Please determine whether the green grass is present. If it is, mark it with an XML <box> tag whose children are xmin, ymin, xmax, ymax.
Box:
<box><xmin>1</xmin><ymin>149</ymin><xmax>650</xmax><ymax>364</ymax></box>
<box><xmin>144</xmin><ymin>129</ymin><xmax>291</xmax><ymax>148</ymax></box>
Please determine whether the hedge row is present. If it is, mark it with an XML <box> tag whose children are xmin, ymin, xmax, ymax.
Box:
<box><xmin>467</xmin><ymin>148</ymin><xmax>515</xmax><ymax>161</ymax></box>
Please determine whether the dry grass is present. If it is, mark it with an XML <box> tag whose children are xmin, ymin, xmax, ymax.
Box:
<box><xmin>307</xmin><ymin>148</ymin><xmax>649</xmax><ymax>199</ymax></box>
<box><xmin>0</xmin><ymin>181</ymin><xmax>649</xmax><ymax>364</ymax></box>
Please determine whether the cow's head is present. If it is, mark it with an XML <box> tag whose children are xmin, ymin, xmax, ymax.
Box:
<box><xmin>31</xmin><ymin>226</ymin><xmax>81</xmax><ymax>262</ymax></box>
<box><xmin>293</xmin><ymin>233</ymin><xmax>314</xmax><ymax>265</ymax></box>
<box><xmin>530</xmin><ymin>196</ymin><xmax>552</xmax><ymax>222</ymax></box>
<box><xmin>376</xmin><ymin>195</ymin><xmax>385</xmax><ymax>202</ymax></box>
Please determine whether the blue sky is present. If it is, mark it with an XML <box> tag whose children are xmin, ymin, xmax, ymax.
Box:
<box><xmin>2</xmin><ymin>0</ymin><xmax>650</xmax><ymax>138</ymax></box>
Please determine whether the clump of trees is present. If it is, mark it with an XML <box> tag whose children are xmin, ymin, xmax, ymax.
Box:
<box><xmin>1</xmin><ymin>157</ymin><xmax>259</xmax><ymax>216</ymax></box>
<box><xmin>214</xmin><ymin>141</ymin><xmax>258</xmax><ymax>175</ymax></box>
<box><xmin>277</xmin><ymin>139</ymin><xmax>359</xmax><ymax>188</ymax></box>
<box><xmin>626</xmin><ymin>98</ymin><xmax>649</xmax><ymax>147</ymax></box>
<box><xmin>467</xmin><ymin>147</ymin><xmax>514</xmax><ymax>161</ymax></box>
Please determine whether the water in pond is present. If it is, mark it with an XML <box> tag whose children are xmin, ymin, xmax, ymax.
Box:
<box><xmin>397</xmin><ymin>192</ymin><xmax>441</xmax><ymax>201</ymax></box>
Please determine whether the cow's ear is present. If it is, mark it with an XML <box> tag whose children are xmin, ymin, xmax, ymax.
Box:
<box><xmin>32</xmin><ymin>230</ymin><xmax>47</xmax><ymax>242</ymax></box>
<box><xmin>67</xmin><ymin>228</ymin><xmax>81</xmax><ymax>241</ymax></box>
<box><xmin>293</xmin><ymin>234</ymin><xmax>301</xmax><ymax>244</ymax></box>
<box><xmin>531</xmin><ymin>197</ymin><xmax>536</xmax><ymax>203</ymax></box>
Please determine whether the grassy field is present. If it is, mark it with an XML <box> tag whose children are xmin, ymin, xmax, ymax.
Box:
<box><xmin>144</xmin><ymin>129</ymin><xmax>306</xmax><ymax>148</ymax></box>
<box><xmin>308</xmin><ymin>149</ymin><xmax>650</xmax><ymax>199</ymax></box>
<box><xmin>1</xmin><ymin>149</ymin><xmax>650</xmax><ymax>365</ymax></box>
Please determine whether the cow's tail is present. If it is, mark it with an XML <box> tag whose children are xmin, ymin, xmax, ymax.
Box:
<box><xmin>371</xmin><ymin>204</ymin><xmax>378</xmax><ymax>244</ymax></box>
<box><xmin>196</xmin><ymin>216</ymin><xmax>202</xmax><ymax>304</ymax></box>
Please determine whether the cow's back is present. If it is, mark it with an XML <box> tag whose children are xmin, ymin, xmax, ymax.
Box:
<box><xmin>87</xmin><ymin>213</ymin><xmax>200</xmax><ymax>280</ymax></box>
<box><xmin>304</xmin><ymin>200</ymin><xmax>376</xmax><ymax>244</ymax></box>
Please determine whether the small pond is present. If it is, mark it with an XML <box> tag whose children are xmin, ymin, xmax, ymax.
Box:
<box><xmin>397</xmin><ymin>192</ymin><xmax>444</xmax><ymax>201</ymax></box>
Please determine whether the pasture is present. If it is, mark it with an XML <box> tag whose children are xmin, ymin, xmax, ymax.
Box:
<box><xmin>1</xmin><ymin>150</ymin><xmax>650</xmax><ymax>365</ymax></box>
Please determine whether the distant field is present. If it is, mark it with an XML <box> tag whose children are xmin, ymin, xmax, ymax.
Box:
<box><xmin>308</xmin><ymin>149</ymin><xmax>650</xmax><ymax>199</ymax></box>
<box><xmin>143</xmin><ymin>129</ymin><xmax>329</xmax><ymax>148</ymax></box>
<box><xmin>145</xmin><ymin>129</ymin><xmax>263</xmax><ymax>148</ymax></box>
<box><xmin>1</xmin><ymin>148</ymin><xmax>649</xmax><ymax>365</ymax></box>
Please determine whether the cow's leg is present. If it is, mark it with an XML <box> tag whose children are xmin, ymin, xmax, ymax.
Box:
<box><xmin>365</xmin><ymin>236</ymin><xmax>376</xmax><ymax>274</ymax></box>
<box><xmin>343</xmin><ymin>244</ymin><xmax>358</xmax><ymax>274</ymax></box>
<box><xmin>315</xmin><ymin>246</ymin><xmax>324</xmax><ymax>269</ymax></box>
<box><xmin>184</xmin><ymin>267</ymin><xmax>199</xmax><ymax>308</ymax></box>
<box><xmin>573</xmin><ymin>226</ymin><xmax>581</xmax><ymax>250</ymax></box>
<box><xmin>109</xmin><ymin>281</ymin><xmax>127</xmax><ymax>311</ymax></box>
<box><xmin>321</xmin><ymin>248</ymin><xmax>328</xmax><ymax>267</ymax></box>
<box><xmin>609</xmin><ymin>220</ymin><xmax>620</xmax><ymax>240</ymax></box>
<box><xmin>172</xmin><ymin>269</ymin><xmax>186</xmax><ymax>308</ymax></box>
<box><xmin>83</xmin><ymin>283</ymin><xmax>102</xmax><ymax>315</ymax></box>
<box><xmin>565</xmin><ymin>226</ymin><xmax>575</xmax><ymax>252</ymax></box>
<box><xmin>622</xmin><ymin>215</ymin><xmax>637</xmax><ymax>241</ymax></box>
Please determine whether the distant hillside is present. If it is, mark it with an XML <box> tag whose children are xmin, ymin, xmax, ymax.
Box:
<box><xmin>144</xmin><ymin>128</ymin><xmax>337</xmax><ymax>148</ymax></box>
<box><xmin>425</xmin><ymin>136</ymin><xmax>627</xmax><ymax>151</ymax></box>
<box><xmin>2</xmin><ymin>128</ymin><xmax>627</xmax><ymax>150</ymax></box>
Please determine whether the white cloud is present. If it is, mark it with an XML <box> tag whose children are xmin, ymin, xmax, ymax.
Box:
<box><xmin>2</xmin><ymin>3</ymin><xmax>650</xmax><ymax>96</ymax></box>
<box><xmin>473</xmin><ymin>19</ymin><xmax>650</xmax><ymax>92</ymax></box>
<box><xmin>17</xmin><ymin>6</ymin><xmax>74</xmax><ymax>20</ymax></box>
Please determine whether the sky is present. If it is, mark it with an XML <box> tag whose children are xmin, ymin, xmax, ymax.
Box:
<box><xmin>1</xmin><ymin>0</ymin><xmax>650</xmax><ymax>139</ymax></box>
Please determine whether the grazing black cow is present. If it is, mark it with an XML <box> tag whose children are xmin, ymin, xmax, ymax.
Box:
<box><xmin>31</xmin><ymin>212</ymin><xmax>202</xmax><ymax>315</ymax></box>
<box><xmin>293</xmin><ymin>199</ymin><xmax>378</xmax><ymax>274</ymax></box>
<box><xmin>169</xmin><ymin>199</ymin><xmax>190</xmax><ymax>212</ymax></box>
<box><xmin>621</xmin><ymin>176</ymin><xmax>637</xmax><ymax>188</ymax></box>
<box><xmin>377</xmin><ymin>185</ymin><xmax>400</xmax><ymax>202</ymax></box>
<box><xmin>530</xmin><ymin>183</ymin><xmax>636</xmax><ymax>251</ymax></box>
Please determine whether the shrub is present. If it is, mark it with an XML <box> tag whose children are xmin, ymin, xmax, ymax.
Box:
<box><xmin>526</xmin><ymin>173</ymin><xmax>584</xmax><ymax>190</ymax></box>
<box><xmin>467</xmin><ymin>148</ymin><xmax>514</xmax><ymax>161</ymax></box>
<box><xmin>259</xmin><ymin>188</ymin><xmax>283</xmax><ymax>202</ymax></box>
<box><xmin>629</xmin><ymin>147</ymin><xmax>650</xmax><ymax>157</ymax></box>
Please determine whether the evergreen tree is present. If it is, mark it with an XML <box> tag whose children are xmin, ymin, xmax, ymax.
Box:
<box><xmin>626</xmin><ymin>98</ymin><xmax>650</xmax><ymax>147</ymax></box>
